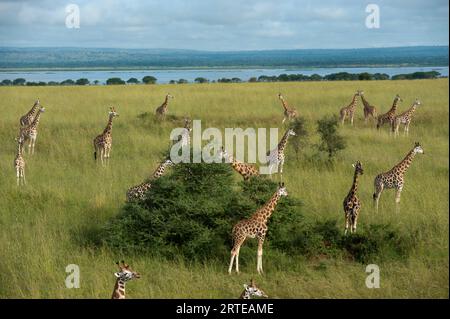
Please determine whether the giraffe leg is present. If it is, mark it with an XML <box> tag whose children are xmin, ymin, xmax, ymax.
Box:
<box><xmin>350</xmin><ymin>114</ymin><xmax>354</xmax><ymax>126</ymax></box>
<box><xmin>228</xmin><ymin>253</ymin><xmax>236</xmax><ymax>274</ymax></box>
<box><xmin>373</xmin><ymin>183</ymin><xmax>383</xmax><ymax>213</ymax></box>
<box><xmin>16</xmin><ymin>169</ymin><xmax>20</xmax><ymax>186</ymax></box>
<box><xmin>229</xmin><ymin>238</ymin><xmax>244</xmax><ymax>274</ymax></box>
<box><xmin>282</xmin><ymin>117</ymin><xmax>286</xmax><ymax>124</ymax></box>
<box><xmin>257</xmin><ymin>238</ymin><xmax>264</xmax><ymax>275</ymax></box>
<box><xmin>22</xmin><ymin>168</ymin><xmax>26</xmax><ymax>185</ymax></box>
<box><xmin>344</xmin><ymin>215</ymin><xmax>349</xmax><ymax>235</ymax></box>
<box><xmin>235</xmin><ymin>245</ymin><xmax>241</xmax><ymax>274</ymax></box>
<box><xmin>33</xmin><ymin>136</ymin><xmax>37</xmax><ymax>155</ymax></box>
<box><xmin>395</xmin><ymin>192</ymin><xmax>401</xmax><ymax>214</ymax></box>
<box><xmin>352</xmin><ymin>214</ymin><xmax>358</xmax><ymax>233</ymax></box>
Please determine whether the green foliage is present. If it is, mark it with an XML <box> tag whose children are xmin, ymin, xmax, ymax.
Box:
<box><xmin>142</xmin><ymin>75</ymin><xmax>157</xmax><ymax>84</ymax></box>
<box><xmin>194</xmin><ymin>77</ymin><xmax>209</xmax><ymax>83</ymax></box>
<box><xmin>127</xmin><ymin>77</ymin><xmax>139</xmax><ymax>84</ymax></box>
<box><xmin>392</xmin><ymin>71</ymin><xmax>441</xmax><ymax>80</ymax></box>
<box><xmin>106</xmin><ymin>77</ymin><xmax>126</xmax><ymax>85</ymax></box>
<box><xmin>75</xmin><ymin>78</ymin><xmax>89</xmax><ymax>85</ymax></box>
<box><xmin>316</xmin><ymin>115</ymin><xmax>346</xmax><ymax>160</ymax></box>
<box><xmin>102</xmin><ymin>162</ymin><xmax>413</xmax><ymax>264</ymax></box>
<box><xmin>102</xmin><ymin>163</ymin><xmax>305</xmax><ymax>260</ymax></box>
<box><xmin>289</xmin><ymin>116</ymin><xmax>309</xmax><ymax>158</ymax></box>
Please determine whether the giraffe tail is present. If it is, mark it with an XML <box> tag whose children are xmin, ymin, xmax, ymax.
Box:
<box><xmin>94</xmin><ymin>151</ymin><xmax>97</xmax><ymax>160</ymax></box>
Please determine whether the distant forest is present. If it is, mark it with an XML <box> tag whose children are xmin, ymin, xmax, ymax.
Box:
<box><xmin>0</xmin><ymin>46</ymin><xmax>448</xmax><ymax>69</ymax></box>
<box><xmin>0</xmin><ymin>71</ymin><xmax>443</xmax><ymax>86</ymax></box>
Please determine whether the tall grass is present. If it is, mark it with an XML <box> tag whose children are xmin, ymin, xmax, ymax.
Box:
<box><xmin>0</xmin><ymin>79</ymin><xmax>448</xmax><ymax>298</ymax></box>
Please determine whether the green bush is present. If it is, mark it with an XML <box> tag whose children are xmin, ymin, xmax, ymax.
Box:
<box><xmin>316</xmin><ymin>115</ymin><xmax>346</xmax><ymax>160</ymax></box>
<box><xmin>101</xmin><ymin>162</ymin><xmax>413</xmax><ymax>263</ymax></box>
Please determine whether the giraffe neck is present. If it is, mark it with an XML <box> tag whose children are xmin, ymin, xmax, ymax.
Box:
<box><xmin>103</xmin><ymin>115</ymin><xmax>114</xmax><ymax>135</ymax></box>
<box><xmin>390</xmin><ymin>98</ymin><xmax>400</xmax><ymax>112</ymax></box>
<box><xmin>253</xmin><ymin>191</ymin><xmax>281</xmax><ymax>224</ymax></box>
<box><xmin>279</xmin><ymin>97</ymin><xmax>289</xmax><ymax>111</ymax></box>
<box><xmin>405</xmin><ymin>104</ymin><xmax>418</xmax><ymax>116</ymax></box>
<box><xmin>350</xmin><ymin>170</ymin><xmax>360</xmax><ymax>194</ymax></box>
<box><xmin>29</xmin><ymin>109</ymin><xmax>43</xmax><ymax>129</ymax></box>
<box><xmin>152</xmin><ymin>161</ymin><xmax>171</xmax><ymax>178</ymax></box>
<box><xmin>162</xmin><ymin>96</ymin><xmax>170</xmax><ymax>109</ymax></box>
<box><xmin>360</xmin><ymin>95</ymin><xmax>370</xmax><ymax>108</ymax></box>
<box><xmin>394</xmin><ymin>149</ymin><xmax>417</xmax><ymax>174</ymax></box>
<box><xmin>277</xmin><ymin>131</ymin><xmax>291</xmax><ymax>154</ymax></box>
<box><xmin>113</xmin><ymin>278</ymin><xmax>126</xmax><ymax>299</ymax></box>
<box><xmin>348</xmin><ymin>94</ymin><xmax>358</xmax><ymax>110</ymax></box>
<box><xmin>25</xmin><ymin>102</ymin><xmax>39</xmax><ymax>117</ymax></box>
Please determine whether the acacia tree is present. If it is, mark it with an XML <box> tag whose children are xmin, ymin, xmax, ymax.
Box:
<box><xmin>316</xmin><ymin>115</ymin><xmax>346</xmax><ymax>160</ymax></box>
<box><xmin>142</xmin><ymin>76</ymin><xmax>157</xmax><ymax>84</ymax></box>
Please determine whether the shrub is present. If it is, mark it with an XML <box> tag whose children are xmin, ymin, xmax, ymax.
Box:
<box><xmin>142</xmin><ymin>76</ymin><xmax>157</xmax><ymax>84</ymax></box>
<box><xmin>102</xmin><ymin>163</ymin><xmax>303</xmax><ymax>260</ymax></box>
<box><xmin>316</xmin><ymin>115</ymin><xmax>346</xmax><ymax>160</ymax></box>
<box><xmin>101</xmin><ymin>162</ymin><xmax>413</xmax><ymax>263</ymax></box>
<box><xmin>289</xmin><ymin>116</ymin><xmax>309</xmax><ymax>158</ymax></box>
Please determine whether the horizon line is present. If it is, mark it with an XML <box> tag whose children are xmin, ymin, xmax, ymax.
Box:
<box><xmin>0</xmin><ymin>44</ymin><xmax>448</xmax><ymax>53</ymax></box>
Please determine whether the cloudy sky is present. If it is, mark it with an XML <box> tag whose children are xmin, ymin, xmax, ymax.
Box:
<box><xmin>0</xmin><ymin>0</ymin><xmax>448</xmax><ymax>50</ymax></box>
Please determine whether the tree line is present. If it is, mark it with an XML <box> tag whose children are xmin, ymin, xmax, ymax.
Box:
<box><xmin>0</xmin><ymin>71</ymin><xmax>443</xmax><ymax>86</ymax></box>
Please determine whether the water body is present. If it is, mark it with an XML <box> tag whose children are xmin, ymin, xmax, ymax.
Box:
<box><xmin>0</xmin><ymin>66</ymin><xmax>447</xmax><ymax>84</ymax></box>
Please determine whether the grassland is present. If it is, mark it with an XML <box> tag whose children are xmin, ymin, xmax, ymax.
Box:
<box><xmin>0</xmin><ymin>79</ymin><xmax>448</xmax><ymax>298</ymax></box>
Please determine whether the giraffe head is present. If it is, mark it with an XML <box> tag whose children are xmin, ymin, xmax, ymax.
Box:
<box><xmin>278</xmin><ymin>93</ymin><xmax>284</xmax><ymax>100</ymax></box>
<box><xmin>277</xmin><ymin>182</ymin><xmax>288</xmax><ymax>197</ymax></box>
<box><xmin>163</xmin><ymin>158</ymin><xmax>175</xmax><ymax>167</ymax></box>
<box><xmin>167</xmin><ymin>93</ymin><xmax>174</xmax><ymax>99</ymax></box>
<box><xmin>34</xmin><ymin>98</ymin><xmax>40</xmax><ymax>106</ymax></box>
<box><xmin>38</xmin><ymin>106</ymin><xmax>45</xmax><ymax>113</ymax></box>
<box><xmin>413</xmin><ymin>142</ymin><xmax>424</xmax><ymax>154</ymax></box>
<box><xmin>286</xmin><ymin>128</ymin><xmax>296</xmax><ymax>137</ymax></box>
<box><xmin>218</xmin><ymin>147</ymin><xmax>230</xmax><ymax>162</ymax></box>
<box><xmin>356</xmin><ymin>90</ymin><xmax>363</xmax><ymax>96</ymax></box>
<box><xmin>413</xmin><ymin>98</ymin><xmax>421</xmax><ymax>107</ymax></box>
<box><xmin>394</xmin><ymin>94</ymin><xmax>403</xmax><ymax>102</ymax></box>
<box><xmin>352</xmin><ymin>161</ymin><xmax>364</xmax><ymax>175</ymax></box>
<box><xmin>243</xmin><ymin>279</ymin><xmax>268</xmax><ymax>298</ymax></box>
<box><xmin>184</xmin><ymin>118</ymin><xmax>192</xmax><ymax>131</ymax></box>
<box><xmin>109</xmin><ymin>107</ymin><xmax>119</xmax><ymax>118</ymax></box>
<box><xmin>114</xmin><ymin>261</ymin><xmax>140</xmax><ymax>282</ymax></box>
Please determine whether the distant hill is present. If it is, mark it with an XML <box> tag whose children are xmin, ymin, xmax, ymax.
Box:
<box><xmin>0</xmin><ymin>46</ymin><xmax>447</xmax><ymax>69</ymax></box>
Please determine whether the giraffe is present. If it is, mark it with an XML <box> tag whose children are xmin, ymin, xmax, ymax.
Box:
<box><xmin>14</xmin><ymin>136</ymin><xmax>26</xmax><ymax>186</ymax></box>
<box><xmin>18</xmin><ymin>106</ymin><xmax>45</xmax><ymax>155</ymax></box>
<box><xmin>392</xmin><ymin>99</ymin><xmax>421</xmax><ymax>137</ymax></box>
<box><xmin>93</xmin><ymin>107</ymin><xmax>119</xmax><ymax>164</ymax></box>
<box><xmin>175</xmin><ymin>117</ymin><xmax>192</xmax><ymax>148</ymax></box>
<box><xmin>343</xmin><ymin>161</ymin><xmax>364</xmax><ymax>235</ymax></box>
<box><xmin>228</xmin><ymin>182</ymin><xmax>288</xmax><ymax>275</ymax></box>
<box><xmin>239</xmin><ymin>279</ymin><xmax>268</xmax><ymax>299</ymax></box>
<box><xmin>376</xmin><ymin>94</ymin><xmax>402</xmax><ymax>130</ymax></box>
<box><xmin>155</xmin><ymin>93</ymin><xmax>174</xmax><ymax>119</ymax></box>
<box><xmin>20</xmin><ymin>98</ymin><xmax>40</xmax><ymax>126</ymax></box>
<box><xmin>278</xmin><ymin>93</ymin><xmax>298</xmax><ymax>124</ymax></box>
<box><xmin>359</xmin><ymin>91</ymin><xmax>378</xmax><ymax>124</ymax></box>
<box><xmin>219</xmin><ymin>147</ymin><xmax>259</xmax><ymax>180</ymax></box>
<box><xmin>126</xmin><ymin>158</ymin><xmax>174</xmax><ymax>202</ymax></box>
<box><xmin>339</xmin><ymin>90</ymin><xmax>362</xmax><ymax>125</ymax></box>
<box><xmin>111</xmin><ymin>261</ymin><xmax>140</xmax><ymax>299</ymax></box>
<box><xmin>373</xmin><ymin>142</ymin><xmax>424</xmax><ymax>212</ymax></box>
<box><xmin>266</xmin><ymin>128</ymin><xmax>296</xmax><ymax>177</ymax></box>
